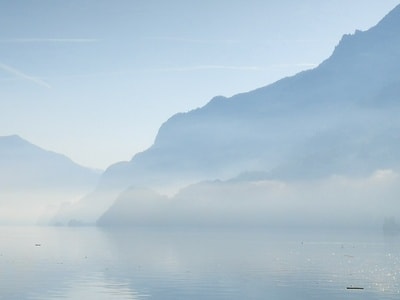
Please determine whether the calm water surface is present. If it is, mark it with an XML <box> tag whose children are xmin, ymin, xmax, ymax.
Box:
<box><xmin>0</xmin><ymin>226</ymin><xmax>399</xmax><ymax>299</ymax></box>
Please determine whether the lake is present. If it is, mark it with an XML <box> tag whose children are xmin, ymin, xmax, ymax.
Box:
<box><xmin>0</xmin><ymin>226</ymin><xmax>399</xmax><ymax>299</ymax></box>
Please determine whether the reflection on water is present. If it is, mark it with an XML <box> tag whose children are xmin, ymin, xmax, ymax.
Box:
<box><xmin>30</xmin><ymin>272</ymin><xmax>145</xmax><ymax>300</ymax></box>
<box><xmin>0</xmin><ymin>226</ymin><xmax>399</xmax><ymax>299</ymax></box>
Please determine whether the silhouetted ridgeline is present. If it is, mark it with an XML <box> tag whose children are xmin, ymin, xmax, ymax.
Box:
<box><xmin>0</xmin><ymin>135</ymin><xmax>100</xmax><ymax>225</ymax></box>
<box><xmin>63</xmin><ymin>5</ymin><xmax>400</xmax><ymax>227</ymax></box>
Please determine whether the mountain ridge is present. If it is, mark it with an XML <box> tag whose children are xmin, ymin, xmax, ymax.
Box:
<box><xmin>0</xmin><ymin>134</ymin><xmax>101</xmax><ymax>225</ymax></box>
<box><xmin>0</xmin><ymin>134</ymin><xmax>100</xmax><ymax>189</ymax></box>
<box><xmin>67</xmin><ymin>4</ymin><xmax>400</xmax><ymax>225</ymax></box>
<box><xmin>0</xmin><ymin>135</ymin><xmax>98</xmax><ymax>170</ymax></box>
<box><xmin>103</xmin><ymin>2</ymin><xmax>400</xmax><ymax>186</ymax></box>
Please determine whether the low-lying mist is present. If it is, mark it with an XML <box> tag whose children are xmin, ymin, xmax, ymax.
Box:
<box><xmin>0</xmin><ymin>189</ymin><xmax>91</xmax><ymax>225</ymax></box>
<box><xmin>97</xmin><ymin>169</ymin><xmax>400</xmax><ymax>230</ymax></box>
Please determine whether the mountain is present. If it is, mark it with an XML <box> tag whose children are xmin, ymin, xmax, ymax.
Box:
<box><xmin>97</xmin><ymin>187</ymin><xmax>169</xmax><ymax>227</ymax></box>
<box><xmin>0</xmin><ymin>135</ymin><xmax>100</xmax><ymax>224</ymax></box>
<box><xmin>103</xmin><ymin>4</ymin><xmax>400</xmax><ymax>183</ymax></box>
<box><xmin>0</xmin><ymin>135</ymin><xmax>99</xmax><ymax>189</ymax></box>
<box><xmin>82</xmin><ymin>4</ymin><xmax>400</xmax><ymax>226</ymax></box>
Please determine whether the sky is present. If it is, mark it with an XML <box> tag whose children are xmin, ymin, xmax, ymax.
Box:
<box><xmin>1</xmin><ymin>0</ymin><xmax>399</xmax><ymax>170</ymax></box>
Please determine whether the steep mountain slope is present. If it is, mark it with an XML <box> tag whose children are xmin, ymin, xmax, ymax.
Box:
<box><xmin>0</xmin><ymin>135</ymin><xmax>100</xmax><ymax>224</ymax></box>
<box><xmin>103</xmin><ymin>4</ymin><xmax>400</xmax><ymax>185</ymax></box>
<box><xmin>76</xmin><ymin>4</ymin><xmax>400</xmax><ymax>225</ymax></box>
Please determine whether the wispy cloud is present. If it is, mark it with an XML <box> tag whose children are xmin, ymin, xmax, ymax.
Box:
<box><xmin>0</xmin><ymin>62</ymin><xmax>318</xmax><ymax>84</ymax></box>
<box><xmin>146</xmin><ymin>37</ymin><xmax>335</xmax><ymax>45</ymax></box>
<box><xmin>272</xmin><ymin>63</ymin><xmax>318</xmax><ymax>68</ymax></box>
<box><xmin>37</xmin><ymin>63</ymin><xmax>317</xmax><ymax>80</ymax></box>
<box><xmin>154</xmin><ymin>65</ymin><xmax>263</xmax><ymax>72</ymax></box>
<box><xmin>0</xmin><ymin>38</ymin><xmax>99</xmax><ymax>43</ymax></box>
<box><xmin>152</xmin><ymin>63</ymin><xmax>318</xmax><ymax>73</ymax></box>
<box><xmin>0</xmin><ymin>62</ymin><xmax>51</xmax><ymax>88</ymax></box>
<box><xmin>146</xmin><ymin>36</ymin><xmax>240</xmax><ymax>44</ymax></box>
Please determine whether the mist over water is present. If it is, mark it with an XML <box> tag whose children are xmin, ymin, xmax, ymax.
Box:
<box><xmin>1</xmin><ymin>226</ymin><xmax>399</xmax><ymax>300</ymax></box>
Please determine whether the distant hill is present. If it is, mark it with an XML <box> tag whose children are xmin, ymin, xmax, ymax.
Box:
<box><xmin>81</xmin><ymin>4</ymin><xmax>400</xmax><ymax>226</ymax></box>
<box><xmin>0</xmin><ymin>135</ymin><xmax>100</xmax><ymax>224</ymax></box>
<box><xmin>98</xmin><ymin>171</ymin><xmax>400</xmax><ymax>229</ymax></box>
<box><xmin>0</xmin><ymin>135</ymin><xmax>99</xmax><ymax>189</ymax></box>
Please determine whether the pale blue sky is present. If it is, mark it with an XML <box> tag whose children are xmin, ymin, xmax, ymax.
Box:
<box><xmin>1</xmin><ymin>0</ymin><xmax>399</xmax><ymax>169</ymax></box>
